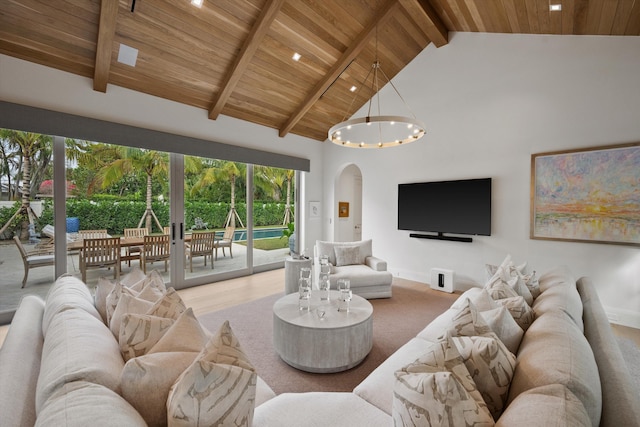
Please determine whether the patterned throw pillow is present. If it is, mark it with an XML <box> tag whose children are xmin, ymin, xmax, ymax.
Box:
<box><xmin>334</xmin><ymin>245</ymin><xmax>361</xmax><ymax>267</ymax></box>
<box><xmin>510</xmin><ymin>275</ymin><xmax>533</xmax><ymax>306</ymax></box>
<box><xmin>485</xmin><ymin>274</ymin><xmax>520</xmax><ymax>301</ymax></box>
<box><xmin>443</xmin><ymin>299</ymin><xmax>492</xmax><ymax>339</ymax></box>
<box><xmin>130</xmin><ymin>270</ymin><xmax>167</xmax><ymax>295</ymax></box>
<box><xmin>109</xmin><ymin>293</ymin><xmax>154</xmax><ymax>337</ymax></box>
<box><xmin>519</xmin><ymin>270</ymin><xmax>541</xmax><ymax>299</ymax></box>
<box><xmin>146</xmin><ymin>288</ymin><xmax>186</xmax><ymax>320</ymax></box>
<box><xmin>392</xmin><ymin>338</ymin><xmax>494</xmax><ymax>426</ymax></box>
<box><xmin>449</xmin><ymin>333</ymin><xmax>516</xmax><ymax>420</ymax></box>
<box><xmin>105</xmin><ymin>283</ymin><xmax>137</xmax><ymax>326</ymax></box>
<box><xmin>495</xmin><ymin>296</ymin><xmax>535</xmax><ymax>331</ymax></box>
<box><xmin>119</xmin><ymin>314</ymin><xmax>175</xmax><ymax>361</ymax></box>
<box><xmin>167</xmin><ymin>321</ymin><xmax>257</xmax><ymax>427</ymax></box>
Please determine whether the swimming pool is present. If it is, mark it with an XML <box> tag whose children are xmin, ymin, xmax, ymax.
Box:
<box><xmin>224</xmin><ymin>227</ymin><xmax>286</xmax><ymax>241</ymax></box>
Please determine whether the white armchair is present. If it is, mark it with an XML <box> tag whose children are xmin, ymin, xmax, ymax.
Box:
<box><xmin>314</xmin><ymin>239</ymin><xmax>392</xmax><ymax>299</ymax></box>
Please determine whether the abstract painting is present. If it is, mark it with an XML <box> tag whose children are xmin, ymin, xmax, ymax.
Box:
<box><xmin>531</xmin><ymin>143</ymin><xmax>640</xmax><ymax>246</ymax></box>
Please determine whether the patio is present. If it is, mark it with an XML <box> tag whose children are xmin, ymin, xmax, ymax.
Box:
<box><xmin>0</xmin><ymin>238</ymin><xmax>288</xmax><ymax>321</ymax></box>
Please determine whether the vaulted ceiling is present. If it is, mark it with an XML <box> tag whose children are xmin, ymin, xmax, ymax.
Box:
<box><xmin>1</xmin><ymin>0</ymin><xmax>639</xmax><ymax>142</ymax></box>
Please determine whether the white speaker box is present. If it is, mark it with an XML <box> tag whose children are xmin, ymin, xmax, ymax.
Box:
<box><xmin>430</xmin><ymin>268</ymin><xmax>454</xmax><ymax>293</ymax></box>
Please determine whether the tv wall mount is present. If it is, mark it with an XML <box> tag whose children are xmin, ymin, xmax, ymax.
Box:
<box><xmin>409</xmin><ymin>232</ymin><xmax>473</xmax><ymax>243</ymax></box>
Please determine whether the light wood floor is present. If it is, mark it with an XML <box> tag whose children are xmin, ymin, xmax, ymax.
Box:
<box><xmin>1</xmin><ymin>270</ymin><xmax>639</xmax><ymax>349</ymax></box>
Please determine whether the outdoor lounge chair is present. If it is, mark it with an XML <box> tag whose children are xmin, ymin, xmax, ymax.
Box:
<box><xmin>14</xmin><ymin>236</ymin><xmax>55</xmax><ymax>288</ymax></box>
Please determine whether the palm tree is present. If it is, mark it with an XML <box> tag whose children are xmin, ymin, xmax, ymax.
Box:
<box><xmin>0</xmin><ymin>130</ymin><xmax>52</xmax><ymax>237</ymax></box>
<box><xmin>191</xmin><ymin>160</ymin><xmax>245</xmax><ymax>228</ymax></box>
<box><xmin>85</xmin><ymin>145</ymin><xmax>168</xmax><ymax>233</ymax></box>
<box><xmin>255</xmin><ymin>166</ymin><xmax>294</xmax><ymax>225</ymax></box>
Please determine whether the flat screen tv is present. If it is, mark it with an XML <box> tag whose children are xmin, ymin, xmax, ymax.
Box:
<box><xmin>398</xmin><ymin>178</ymin><xmax>492</xmax><ymax>239</ymax></box>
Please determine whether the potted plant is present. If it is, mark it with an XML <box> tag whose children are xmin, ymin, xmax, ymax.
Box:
<box><xmin>281</xmin><ymin>222</ymin><xmax>296</xmax><ymax>255</ymax></box>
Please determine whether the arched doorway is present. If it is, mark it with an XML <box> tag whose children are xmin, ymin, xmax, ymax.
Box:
<box><xmin>333</xmin><ymin>164</ymin><xmax>363</xmax><ymax>242</ymax></box>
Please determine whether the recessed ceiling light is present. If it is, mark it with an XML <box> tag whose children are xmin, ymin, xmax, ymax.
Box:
<box><xmin>117</xmin><ymin>43</ymin><xmax>138</xmax><ymax>67</ymax></box>
<box><xmin>292</xmin><ymin>52</ymin><xmax>301</xmax><ymax>61</ymax></box>
<box><xmin>350</xmin><ymin>86</ymin><xmax>357</xmax><ymax>92</ymax></box>
<box><xmin>191</xmin><ymin>0</ymin><xmax>203</xmax><ymax>7</ymax></box>
<box><xmin>550</xmin><ymin>4</ymin><xmax>562</xmax><ymax>11</ymax></box>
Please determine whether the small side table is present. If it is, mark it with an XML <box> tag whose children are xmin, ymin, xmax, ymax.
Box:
<box><xmin>284</xmin><ymin>257</ymin><xmax>312</xmax><ymax>294</ymax></box>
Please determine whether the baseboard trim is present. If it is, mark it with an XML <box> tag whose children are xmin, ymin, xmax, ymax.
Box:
<box><xmin>604</xmin><ymin>306</ymin><xmax>640</xmax><ymax>329</ymax></box>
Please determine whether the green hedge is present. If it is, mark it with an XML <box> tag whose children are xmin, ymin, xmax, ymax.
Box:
<box><xmin>0</xmin><ymin>199</ymin><xmax>293</xmax><ymax>237</ymax></box>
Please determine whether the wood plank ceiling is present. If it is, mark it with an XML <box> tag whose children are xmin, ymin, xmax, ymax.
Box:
<box><xmin>1</xmin><ymin>0</ymin><xmax>639</xmax><ymax>143</ymax></box>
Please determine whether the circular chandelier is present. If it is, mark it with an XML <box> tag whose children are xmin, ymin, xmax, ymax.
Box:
<box><xmin>328</xmin><ymin>61</ymin><xmax>426</xmax><ymax>149</ymax></box>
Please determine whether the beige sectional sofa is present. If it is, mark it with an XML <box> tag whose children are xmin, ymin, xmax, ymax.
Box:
<box><xmin>314</xmin><ymin>239</ymin><xmax>393</xmax><ymax>299</ymax></box>
<box><xmin>1</xmin><ymin>266</ymin><xmax>639</xmax><ymax>426</ymax></box>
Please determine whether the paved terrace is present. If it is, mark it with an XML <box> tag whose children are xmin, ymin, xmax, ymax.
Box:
<box><xmin>0</xmin><ymin>239</ymin><xmax>288</xmax><ymax>321</ymax></box>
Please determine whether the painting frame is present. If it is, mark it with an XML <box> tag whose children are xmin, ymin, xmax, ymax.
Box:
<box><xmin>338</xmin><ymin>202</ymin><xmax>349</xmax><ymax>218</ymax></box>
<box><xmin>309</xmin><ymin>201</ymin><xmax>320</xmax><ymax>219</ymax></box>
<box><xmin>530</xmin><ymin>142</ymin><xmax>640</xmax><ymax>247</ymax></box>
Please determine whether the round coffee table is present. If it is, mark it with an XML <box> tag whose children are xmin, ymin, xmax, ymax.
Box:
<box><xmin>272</xmin><ymin>290</ymin><xmax>373</xmax><ymax>373</ymax></box>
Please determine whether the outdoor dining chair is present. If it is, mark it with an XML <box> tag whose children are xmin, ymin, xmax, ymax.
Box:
<box><xmin>79</xmin><ymin>237</ymin><xmax>121</xmax><ymax>282</ymax></box>
<box><xmin>13</xmin><ymin>236</ymin><xmax>55</xmax><ymax>288</ymax></box>
<box><xmin>122</xmin><ymin>227</ymin><xmax>148</xmax><ymax>267</ymax></box>
<box><xmin>185</xmin><ymin>231</ymin><xmax>216</xmax><ymax>272</ymax></box>
<box><xmin>214</xmin><ymin>226</ymin><xmax>235</xmax><ymax>260</ymax></box>
<box><xmin>140</xmin><ymin>234</ymin><xmax>170</xmax><ymax>274</ymax></box>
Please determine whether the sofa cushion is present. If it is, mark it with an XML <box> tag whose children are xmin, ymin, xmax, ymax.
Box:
<box><xmin>393</xmin><ymin>338</ymin><xmax>493</xmax><ymax>426</ymax></box>
<box><xmin>316</xmin><ymin>239</ymin><xmax>372</xmax><ymax>265</ymax></box>
<box><xmin>508</xmin><ymin>309</ymin><xmax>601</xmax><ymax>427</ymax></box>
<box><xmin>36</xmin><ymin>308</ymin><xmax>124</xmax><ymax>415</ymax></box>
<box><xmin>167</xmin><ymin>321</ymin><xmax>257</xmax><ymax>427</ymax></box>
<box><xmin>416</xmin><ymin>308</ymin><xmax>460</xmax><ymax>342</ymax></box>
<box><xmin>497</xmin><ymin>384</ymin><xmax>591</xmax><ymax>427</ymax></box>
<box><xmin>35</xmin><ymin>381</ymin><xmax>147</xmax><ymax>427</ymax></box>
<box><xmin>0</xmin><ymin>295</ymin><xmax>45</xmax><ymax>427</ymax></box>
<box><xmin>253</xmin><ymin>392</ymin><xmax>391</xmax><ymax>427</ymax></box>
<box><xmin>329</xmin><ymin>264</ymin><xmax>392</xmax><ymax>289</ymax></box>
<box><xmin>334</xmin><ymin>245</ymin><xmax>361</xmax><ymax>266</ymax></box>
<box><xmin>495</xmin><ymin>296</ymin><xmax>535</xmax><ymax>331</ymax></box>
<box><xmin>119</xmin><ymin>313</ymin><xmax>175</xmax><ymax>361</ymax></box>
<box><xmin>354</xmin><ymin>337</ymin><xmax>434</xmax><ymax>415</ymax></box>
<box><xmin>450</xmin><ymin>333</ymin><xmax>516</xmax><ymax>420</ymax></box>
<box><xmin>121</xmin><ymin>351</ymin><xmax>199</xmax><ymax>427</ymax></box>
<box><xmin>533</xmin><ymin>278</ymin><xmax>583</xmax><ymax>332</ymax></box>
<box><xmin>42</xmin><ymin>275</ymin><xmax>102</xmax><ymax>337</ymax></box>
<box><xmin>479</xmin><ymin>306</ymin><xmax>523</xmax><ymax>355</ymax></box>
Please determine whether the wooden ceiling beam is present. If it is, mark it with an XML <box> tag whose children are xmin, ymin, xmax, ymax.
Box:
<box><xmin>409</xmin><ymin>0</ymin><xmax>449</xmax><ymax>47</ymax></box>
<box><xmin>278</xmin><ymin>0</ymin><xmax>399</xmax><ymax>138</ymax></box>
<box><xmin>93</xmin><ymin>0</ymin><xmax>119</xmax><ymax>93</ymax></box>
<box><xmin>208</xmin><ymin>0</ymin><xmax>285</xmax><ymax>120</ymax></box>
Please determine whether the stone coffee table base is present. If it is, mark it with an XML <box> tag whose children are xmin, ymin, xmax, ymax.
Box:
<box><xmin>272</xmin><ymin>290</ymin><xmax>373</xmax><ymax>373</ymax></box>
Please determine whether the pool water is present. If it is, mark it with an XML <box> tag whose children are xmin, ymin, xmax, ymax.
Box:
<box><xmin>222</xmin><ymin>227</ymin><xmax>286</xmax><ymax>241</ymax></box>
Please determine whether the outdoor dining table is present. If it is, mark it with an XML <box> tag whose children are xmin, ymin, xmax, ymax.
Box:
<box><xmin>66</xmin><ymin>234</ymin><xmax>197</xmax><ymax>251</ymax></box>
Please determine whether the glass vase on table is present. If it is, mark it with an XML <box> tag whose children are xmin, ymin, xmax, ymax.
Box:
<box><xmin>337</xmin><ymin>279</ymin><xmax>352</xmax><ymax>312</ymax></box>
<box><xmin>298</xmin><ymin>277</ymin><xmax>311</xmax><ymax>311</ymax></box>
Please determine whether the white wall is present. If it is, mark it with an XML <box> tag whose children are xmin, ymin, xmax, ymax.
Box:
<box><xmin>0</xmin><ymin>54</ymin><xmax>324</xmax><ymax>251</ymax></box>
<box><xmin>322</xmin><ymin>32</ymin><xmax>640</xmax><ymax>328</ymax></box>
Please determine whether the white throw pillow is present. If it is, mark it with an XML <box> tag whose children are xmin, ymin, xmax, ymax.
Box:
<box><xmin>392</xmin><ymin>338</ymin><xmax>494</xmax><ymax>426</ymax></box>
<box><xmin>334</xmin><ymin>245</ymin><xmax>361</xmax><ymax>266</ymax></box>
<box><xmin>167</xmin><ymin>320</ymin><xmax>257</xmax><ymax>427</ymax></box>
<box><xmin>120</xmin><ymin>352</ymin><xmax>199</xmax><ymax>427</ymax></box>
<box><xmin>479</xmin><ymin>306</ymin><xmax>524</xmax><ymax>355</ymax></box>
<box><xmin>147</xmin><ymin>307</ymin><xmax>209</xmax><ymax>354</ymax></box>
<box><xmin>485</xmin><ymin>274</ymin><xmax>520</xmax><ymax>301</ymax></box>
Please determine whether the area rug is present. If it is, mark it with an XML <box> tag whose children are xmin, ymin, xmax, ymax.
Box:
<box><xmin>198</xmin><ymin>282</ymin><xmax>459</xmax><ymax>395</ymax></box>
